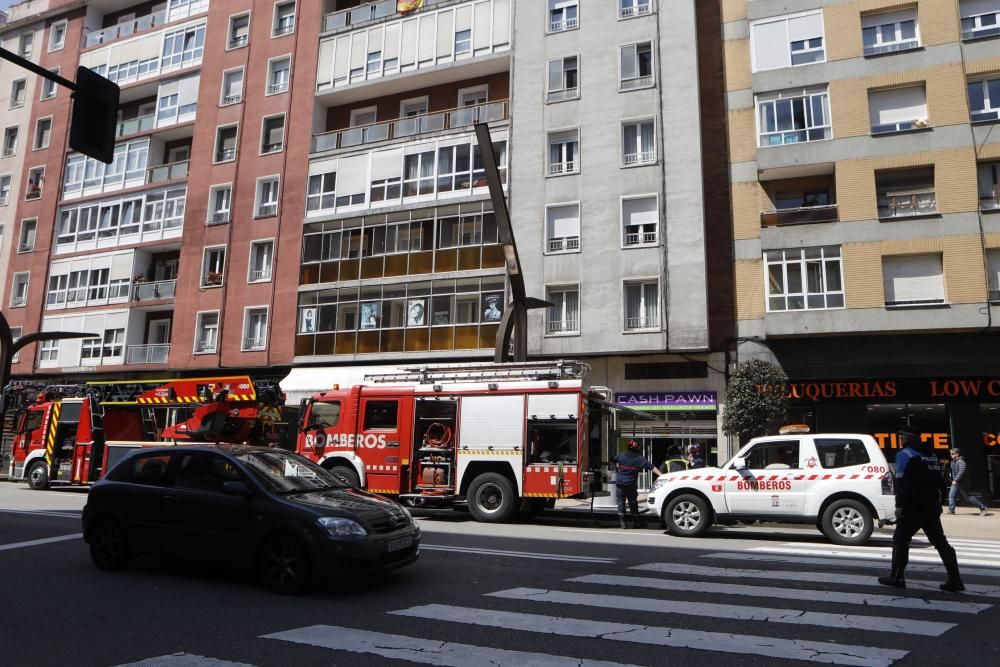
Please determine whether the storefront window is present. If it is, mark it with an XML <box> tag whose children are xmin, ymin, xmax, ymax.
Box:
<box><xmin>867</xmin><ymin>403</ymin><xmax>949</xmax><ymax>454</ymax></box>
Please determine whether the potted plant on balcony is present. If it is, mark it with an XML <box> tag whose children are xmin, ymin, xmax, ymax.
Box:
<box><xmin>205</xmin><ymin>271</ymin><xmax>223</xmax><ymax>286</ymax></box>
<box><xmin>26</xmin><ymin>183</ymin><xmax>41</xmax><ymax>200</ymax></box>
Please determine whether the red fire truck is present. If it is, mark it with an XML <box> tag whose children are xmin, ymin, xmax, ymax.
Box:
<box><xmin>5</xmin><ymin>376</ymin><xmax>284</xmax><ymax>490</ymax></box>
<box><xmin>293</xmin><ymin>360</ymin><xmax>631</xmax><ymax>522</ymax></box>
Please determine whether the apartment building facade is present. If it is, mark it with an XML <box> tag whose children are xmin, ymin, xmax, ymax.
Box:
<box><xmin>724</xmin><ymin>0</ymin><xmax>1000</xmax><ymax>492</ymax></box>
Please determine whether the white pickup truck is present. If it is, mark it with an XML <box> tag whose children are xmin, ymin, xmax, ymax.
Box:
<box><xmin>648</xmin><ymin>433</ymin><xmax>897</xmax><ymax>545</ymax></box>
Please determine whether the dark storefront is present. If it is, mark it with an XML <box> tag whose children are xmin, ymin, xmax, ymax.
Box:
<box><xmin>769</xmin><ymin>334</ymin><xmax>1000</xmax><ymax>501</ymax></box>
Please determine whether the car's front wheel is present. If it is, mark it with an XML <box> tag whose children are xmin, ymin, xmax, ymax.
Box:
<box><xmin>27</xmin><ymin>460</ymin><xmax>49</xmax><ymax>490</ymax></box>
<box><xmin>257</xmin><ymin>534</ymin><xmax>311</xmax><ymax>594</ymax></box>
<box><xmin>88</xmin><ymin>517</ymin><xmax>130</xmax><ymax>571</ymax></box>
<box><xmin>664</xmin><ymin>494</ymin><xmax>712</xmax><ymax>537</ymax></box>
<box><xmin>821</xmin><ymin>499</ymin><xmax>874</xmax><ymax>546</ymax></box>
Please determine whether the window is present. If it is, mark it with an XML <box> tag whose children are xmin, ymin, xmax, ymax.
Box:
<box><xmin>308</xmin><ymin>402</ymin><xmax>341</xmax><ymax>428</ymax></box>
<box><xmin>620</xmin><ymin>42</ymin><xmax>653</xmax><ymax>90</ymax></box>
<box><xmin>620</xmin><ymin>0</ymin><xmax>651</xmax><ymax>19</ymax></box>
<box><xmin>624</xmin><ymin>281</ymin><xmax>658</xmax><ymax>330</ymax></box>
<box><xmin>3</xmin><ymin>127</ymin><xmax>18</xmax><ymax>157</ymax></box>
<box><xmin>548</xmin><ymin>130</ymin><xmax>579</xmax><ymax>175</ymax></box>
<box><xmin>876</xmin><ymin>167</ymin><xmax>936</xmax><ymax>218</ymax></box>
<box><xmin>622</xmin><ymin>196</ymin><xmax>657</xmax><ymax>246</ymax></box>
<box><xmin>743</xmin><ymin>441</ymin><xmax>800</xmax><ymax>469</ymax></box>
<box><xmin>622</xmin><ymin>120</ymin><xmax>655</xmax><ymax>165</ymax></box>
<box><xmin>38</xmin><ymin>339</ymin><xmax>59</xmax><ymax>363</ymax></box>
<box><xmin>25</xmin><ymin>167</ymin><xmax>43</xmax><ymax>199</ymax></box>
<box><xmin>862</xmin><ymin>9</ymin><xmax>919</xmax><ymax>55</ymax></box>
<box><xmin>403</xmin><ymin>150</ymin><xmax>436</xmax><ymax>196</ymax></box>
<box><xmin>750</xmin><ymin>12</ymin><xmax>825</xmax><ymax>71</ymax></box>
<box><xmin>546</xmin><ymin>286</ymin><xmax>579</xmax><ymax>334</ymax></box>
<box><xmin>18</xmin><ymin>219</ymin><xmax>37</xmax><ymax>252</ymax></box>
<box><xmin>307</xmin><ymin>171</ymin><xmax>336</xmax><ymax>211</ymax></box>
<box><xmin>228</xmin><ymin>14</ymin><xmax>250</xmax><ymax>49</ymax></box>
<box><xmin>815</xmin><ymin>438</ymin><xmax>870</xmax><ymax>468</ymax></box>
<box><xmin>548</xmin><ymin>56</ymin><xmax>578</xmax><ymax>102</ymax></box>
<box><xmin>242</xmin><ymin>307</ymin><xmax>268</xmax><ymax>350</ymax></box>
<box><xmin>10</xmin><ymin>273</ymin><xmax>29</xmax><ymax>307</ymax></box>
<box><xmin>978</xmin><ymin>161</ymin><xmax>1000</xmax><ymax>210</ymax></box>
<box><xmin>883</xmin><ymin>254</ymin><xmax>946</xmax><ymax>307</ymax></box>
<box><xmin>869</xmin><ymin>86</ymin><xmax>928</xmax><ymax>134</ymax></box>
<box><xmin>40</xmin><ymin>70</ymin><xmax>58</xmax><ymax>100</ymax></box>
<box><xmin>545</xmin><ymin>204</ymin><xmax>580</xmax><ymax>253</ymax></box>
<box><xmin>968</xmin><ymin>76</ymin><xmax>1000</xmax><ymax>122</ymax></box>
<box><xmin>363</xmin><ymin>401</ymin><xmax>398</xmax><ymax>429</ymax></box>
<box><xmin>130</xmin><ymin>454</ymin><xmax>172</xmax><ymax>486</ymax></box>
<box><xmin>18</xmin><ymin>33</ymin><xmax>33</xmax><ymax>59</ymax></box>
<box><xmin>765</xmin><ymin>246</ymin><xmax>844</xmax><ymax>311</ymax></box>
<box><xmin>161</xmin><ymin>25</ymin><xmax>205</xmax><ymax>71</ymax></box>
<box><xmin>33</xmin><ymin>118</ymin><xmax>52</xmax><ymax>150</ymax></box>
<box><xmin>267</xmin><ymin>56</ymin><xmax>290</xmax><ymax>94</ymax></box>
<box><xmin>261</xmin><ymin>115</ymin><xmax>285</xmax><ymax>153</ymax></box>
<box><xmin>549</xmin><ymin>0</ymin><xmax>578</xmax><ymax>32</ymax></box>
<box><xmin>175</xmin><ymin>453</ymin><xmax>242</xmax><ymax>493</ymax></box>
<box><xmin>215</xmin><ymin>125</ymin><xmax>238</xmax><ymax>162</ymax></box>
<box><xmin>194</xmin><ymin>311</ymin><xmax>220</xmax><ymax>353</ymax></box>
<box><xmin>988</xmin><ymin>250</ymin><xmax>1000</xmax><ymax>302</ymax></box>
<box><xmin>249</xmin><ymin>240</ymin><xmax>274</xmax><ymax>282</ymax></box>
<box><xmin>273</xmin><ymin>2</ymin><xmax>296</xmax><ymax>36</ymax></box>
<box><xmin>962</xmin><ymin>1</ymin><xmax>1000</xmax><ymax>40</ymax></box>
<box><xmin>10</xmin><ymin>326</ymin><xmax>22</xmax><ymax>363</ymax></box>
<box><xmin>208</xmin><ymin>184</ymin><xmax>232</xmax><ymax>224</ymax></box>
<box><xmin>10</xmin><ymin>79</ymin><xmax>26</xmax><ymax>108</ymax></box>
<box><xmin>48</xmin><ymin>20</ymin><xmax>67</xmax><ymax>51</ymax></box>
<box><xmin>102</xmin><ymin>328</ymin><xmax>124</xmax><ymax>360</ymax></box>
<box><xmin>221</xmin><ymin>69</ymin><xmax>244</xmax><ymax>105</ymax></box>
<box><xmin>756</xmin><ymin>86</ymin><xmax>831</xmax><ymax>146</ymax></box>
<box><xmin>455</xmin><ymin>29</ymin><xmax>472</xmax><ymax>55</ymax></box>
<box><xmin>201</xmin><ymin>246</ymin><xmax>226</xmax><ymax>287</ymax></box>
<box><xmin>256</xmin><ymin>177</ymin><xmax>280</xmax><ymax>217</ymax></box>
<box><xmin>0</xmin><ymin>175</ymin><xmax>10</xmax><ymax>205</ymax></box>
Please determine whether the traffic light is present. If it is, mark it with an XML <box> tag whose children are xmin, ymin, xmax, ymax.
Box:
<box><xmin>69</xmin><ymin>66</ymin><xmax>120</xmax><ymax>164</ymax></box>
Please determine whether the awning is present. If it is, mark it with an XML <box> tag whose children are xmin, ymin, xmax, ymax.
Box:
<box><xmin>280</xmin><ymin>365</ymin><xmax>403</xmax><ymax>404</ymax></box>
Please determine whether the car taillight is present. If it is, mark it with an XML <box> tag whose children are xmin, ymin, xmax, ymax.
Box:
<box><xmin>881</xmin><ymin>471</ymin><xmax>894</xmax><ymax>496</ymax></box>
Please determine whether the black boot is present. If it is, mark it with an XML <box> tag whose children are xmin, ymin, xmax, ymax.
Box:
<box><xmin>937</xmin><ymin>540</ymin><xmax>965</xmax><ymax>592</ymax></box>
<box><xmin>878</xmin><ymin>546</ymin><xmax>908</xmax><ymax>588</ymax></box>
<box><xmin>618</xmin><ymin>515</ymin><xmax>627</xmax><ymax>529</ymax></box>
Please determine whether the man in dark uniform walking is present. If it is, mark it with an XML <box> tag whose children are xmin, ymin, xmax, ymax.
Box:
<box><xmin>878</xmin><ymin>427</ymin><xmax>965</xmax><ymax>592</ymax></box>
<box><xmin>613</xmin><ymin>440</ymin><xmax>661</xmax><ymax>529</ymax></box>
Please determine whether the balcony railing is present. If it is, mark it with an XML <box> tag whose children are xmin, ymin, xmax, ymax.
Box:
<box><xmin>256</xmin><ymin>204</ymin><xmax>278</xmax><ymax>218</ymax></box>
<box><xmin>620</xmin><ymin>3</ymin><xmax>652</xmax><ymax>18</ymax></box>
<box><xmin>620</xmin><ymin>75</ymin><xmax>654</xmax><ymax>90</ymax></box>
<box><xmin>268</xmin><ymin>81</ymin><xmax>289</xmax><ymax>95</ymax></box>
<box><xmin>625</xmin><ymin>316</ymin><xmax>658</xmax><ymax>330</ymax></box>
<box><xmin>243</xmin><ymin>337</ymin><xmax>266</xmax><ymax>350</ymax></box>
<box><xmin>84</xmin><ymin>10</ymin><xmax>167</xmax><ymax>48</ymax></box>
<box><xmin>2</xmin><ymin>147</ymin><xmax>15</xmax><ymax>158</ymax></box>
<box><xmin>274</xmin><ymin>22</ymin><xmax>295</xmax><ymax>36</ymax></box>
<box><xmin>547</xmin><ymin>88</ymin><xmax>579</xmax><ymax>103</ymax></box>
<box><xmin>10</xmin><ymin>296</ymin><xmax>27</xmax><ymax>307</ymax></box>
<box><xmin>760</xmin><ymin>204</ymin><xmax>840</xmax><ymax>227</ymax></box>
<box><xmin>250</xmin><ymin>269</ymin><xmax>272</xmax><ymax>282</ymax></box>
<box><xmin>116</xmin><ymin>113</ymin><xmax>155</xmax><ymax>138</ymax></box>
<box><xmin>146</xmin><ymin>160</ymin><xmax>189</xmax><ymax>185</ymax></box>
<box><xmin>877</xmin><ymin>192</ymin><xmax>937</xmax><ymax>219</ymax></box>
<box><xmin>133</xmin><ymin>279</ymin><xmax>177</xmax><ymax>302</ymax></box>
<box><xmin>547</xmin><ymin>320</ymin><xmax>579</xmax><ymax>334</ymax></box>
<box><xmin>126</xmin><ymin>344</ymin><xmax>170</xmax><ymax>365</ymax></box>
<box><xmin>228</xmin><ymin>34</ymin><xmax>248</xmax><ymax>49</ymax></box>
<box><xmin>548</xmin><ymin>161</ymin><xmax>577</xmax><ymax>176</ymax></box>
<box><xmin>548</xmin><ymin>237</ymin><xmax>580</xmax><ymax>252</ymax></box>
<box><xmin>25</xmin><ymin>188</ymin><xmax>41</xmax><ymax>200</ymax></box>
<box><xmin>624</xmin><ymin>151</ymin><xmax>655</xmax><ymax>166</ymax></box>
<box><xmin>221</xmin><ymin>93</ymin><xmax>242</xmax><ymax>105</ymax></box>
<box><xmin>624</xmin><ymin>230</ymin><xmax>657</xmax><ymax>245</ymax></box>
<box><xmin>216</xmin><ymin>147</ymin><xmax>237</xmax><ymax>162</ymax></box>
<box><xmin>209</xmin><ymin>211</ymin><xmax>231</xmax><ymax>225</ymax></box>
<box><xmin>550</xmin><ymin>18</ymin><xmax>578</xmax><ymax>32</ymax></box>
<box><xmin>981</xmin><ymin>195</ymin><xmax>1000</xmax><ymax>211</ymax></box>
<box><xmin>312</xmin><ymin>100</ymin><xmax>508</xmax><ymax>153</ymax></box>
<box><xmin>322</xmin><ymin>0</ymin><xmax>446</xmax><ymax>33</ymax></box>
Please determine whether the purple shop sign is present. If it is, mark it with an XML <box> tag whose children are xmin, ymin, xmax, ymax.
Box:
<box><xmin>615</xmin><ymin>391</ymin><xmax>718</xmax><ymax>411</ymax></box>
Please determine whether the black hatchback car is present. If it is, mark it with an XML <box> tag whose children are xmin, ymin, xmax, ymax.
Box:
<box><xmin>82</xmin><ymin>445</ymin><xmax>419</xmax><ymax>593</ymax></box>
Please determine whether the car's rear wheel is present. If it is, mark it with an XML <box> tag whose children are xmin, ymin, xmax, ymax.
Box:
<box><xmin>257</xmin><ymin>534</ymin><xmax>311</xmax><ymax>594</ymax></box>
<box><xmin>27</xmin><ymin>461</ymin><xmax>49</xmax><ymax>490</ymax></box>
<box><xmin>328</xmin><ymin>465</ymin><xmax>360</xmax><ymax>488</ymax></box>
<box><xmin>467</xmin><ymin>473</ymin><xmax>516</xmax><ymax>523</ymax></box>
<box><xmin>664</xmin><ymin>494</ymin><xmax>712</xmax><ymax>537</ymax></box>
<box><xmin>821</xmin><ymin>499</ymin><xmax>874</xmax><ymax>546</ymax></box>
<box><xmin>89</xmin><ymin>517</ymin><xmax>130</xmax><ymax>571</ymax></box>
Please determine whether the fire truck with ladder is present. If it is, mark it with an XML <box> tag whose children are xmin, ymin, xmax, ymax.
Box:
<box><xmin>292</xmin><ymin>360</ymin><xmax>637</xmax><ymax>522</ymax></box>
<box><xmin>5</xmin><ymin>376</ymin><xmax>284</xmax><ymax>490</ymax></box>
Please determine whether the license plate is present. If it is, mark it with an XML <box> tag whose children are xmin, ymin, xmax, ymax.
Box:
<box><xmin>387</xmin><ymin>536</ymin><xmax>412</xmax><ymax>552</ymax></box>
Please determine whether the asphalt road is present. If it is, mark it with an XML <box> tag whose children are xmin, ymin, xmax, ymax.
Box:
<box><xmin>1</xmin><ymin>483</ymin><xmax>999</xmax><ymax>667</ymax></box>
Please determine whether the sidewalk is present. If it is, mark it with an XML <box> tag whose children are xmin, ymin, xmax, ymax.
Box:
<box><xmin>553</xmin><ymin>496</ymin><xmax>1000</xmax><ymax>541</ymax></box>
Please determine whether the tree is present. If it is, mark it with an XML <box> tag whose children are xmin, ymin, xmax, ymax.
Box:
<box><xmin>722</xmin><ymin>359</ymin><xmax>789</xmax><ymax>441</ymax></box>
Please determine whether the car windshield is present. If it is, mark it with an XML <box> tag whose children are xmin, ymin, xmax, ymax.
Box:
<box><xmin>236</xmin><ymin>450</ymin><xmax>347</xmax><ymax>493</ymax></box>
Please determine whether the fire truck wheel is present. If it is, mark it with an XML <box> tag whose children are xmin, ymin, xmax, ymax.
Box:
<box><xmin>328</xmin><ymin>465</ymin><xmax>360</xmax><ymax>488</ymax></box>
<box><xmin>664</xmin><ymin>494</ymin><xmax>712</xmax><ymax>537</ymax></box>
<box><xmin>88</xmin><ymin>518</ymin><xmax>130</xmax><ymax>571</ymax></box>
<box><xmin>821</xmin><ymin>498</ymin><xmax>873</xmax><ymax>546</ymax></box>
<box><xmin>27</xmin><ymin>461</ymin><xmax>50</xmax><ymax>490</ymax></box>
<box><xmin>257</xmin><ymin>534</ymin><xmax>311</xmax><ymax>595</ymax></box>
<box><xmin>467</xmin><ymin>473</ymin><xmax>516</xmax><ymax>523</ymax></box>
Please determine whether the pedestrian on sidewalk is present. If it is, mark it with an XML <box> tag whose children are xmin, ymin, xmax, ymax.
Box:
<box><xmin>948</xmin><ymin>448</ymin><xmax>988</xmax><ymax>516</ymax></box>
<box><xmin>613</xmin><ymin>440</ymin><xmax>661</xmax><ymax>529</ymax></box>
<box><xmin>878</xmin><ymin>427</ymin><xmax>965</xmax><ymax>592</ymax></box>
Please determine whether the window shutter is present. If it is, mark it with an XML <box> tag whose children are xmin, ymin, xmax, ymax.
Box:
<box><xmin>787</xmin><ymin>13</ymin><xmax>822</xmax><ymax>42</ymax></box>
<box><xmin>383</xmin><ymin>23</ymin><xmax>401</xmax><ymax>61</ymax></box>
<box><xmin>623</xmin><ymin>197</ymin><xmax>657</xmax><ymax>227</ymax></box>
<box><xmin>620</xmin><ymin>44</ymin><xmax>636</xmax><ymax>80</ymax></box>
<box><xmin>961</xmin><ymin>0</ymin><xmax>998</xmax><ymax>19</ymax></box>
<box><xmin>178</xmin><ymin>74</ymin><xmax>200</xmax><ymax>106</ymax></box>
<box><xmin>548</xmin><ymin>59</ymin><xmax>563</xmax><ymax>91</ymax></box>
<box><xmin>337</xmin><ymin>154</ymin><xmax>368</xmax><ymax>195</ymax></box>
<box><xmin>436</xmin><ymin>11</ymin><xmax>453</xmax><ymax>57</ymax></box>
<box><xmin>861</xmin><ymin>8</ymin><xmax>915</xmax><ymax>28</ymax></box>
<box><xmin>371</xmin><ymin>147</ymin><xmax>403</xmax><ymax>179</ymax></box>
<box><xmin>882</xmin><ymin>254</ymin><xmax>945</xmax><ymax>304</ymax></box>
<box><xmin>547</xmin><ymin>205</ymin><xmax>580</xmax><ymax>239</ymax></box>
<box><xmin>110</xmin><ymin>252</ymin><xmax>134</xmax><ymax>280</ymax></box>
<box><xmin>869</xmin><ymin>86</ymin><xmax>926</xmax><ymax>126</ymax></box>
<box><xmin>751</xmin><ymin>19</ymin><xmax>789</xmax><ymax>71</ymax></box>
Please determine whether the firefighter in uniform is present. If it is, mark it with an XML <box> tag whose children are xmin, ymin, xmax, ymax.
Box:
<box><xmin>613</xmin><ymin>440</ymin><xmax>661</xmax><ymax>529</ymax></box>
<box><xmin>878</xmin><ymin>427</ymin><xmax>965</xmax><ymax>592</ymax></box>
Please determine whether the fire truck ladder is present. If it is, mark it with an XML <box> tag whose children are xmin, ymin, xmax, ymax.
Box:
<box><xmin>365</xmin><ymin>359</ymin><xmax>591</xmax><ymax>385</ymax></box>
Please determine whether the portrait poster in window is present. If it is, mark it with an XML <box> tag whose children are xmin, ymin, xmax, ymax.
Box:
<box><xmin>360</xmin><ymin>301</ymin><xmax>379</xmax><ymax>329</ymax></box>
<box><xmin>482</xmin><ymin>293</ymin><xmax>503</xmax><ymax>322</ymax></box>
<box><xmin>299</xmin><ymin>308</ymin><xmax>316</xmax><ymax>333</ymax></box>
<box><xmin>407</xmin><ymin>299</ymin><xmax>425</xmax><ymax>326</ymax></box>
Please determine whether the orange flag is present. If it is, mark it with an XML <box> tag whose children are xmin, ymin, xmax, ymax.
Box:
<box><xmin>398</xmin><ymin>0</ymin><xmax>425</xmax><ymax>13</ymax></box>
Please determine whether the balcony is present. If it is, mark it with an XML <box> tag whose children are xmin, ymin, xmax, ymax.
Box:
<box><xmin>250</xmin><ymin>269</ymin><xmax>272</xmax><ymax>282</ymax></box>
<box><xmin>624</xmin><ymin>230</ymin><xmax>657</xmax><ymax>245</ymax></box>
<box><xmin>313</xmin><ymin>100</ymin><xmax>507</xmax><ymax>153</ymax></box>
<box><xmin>620</xmin><ymin>3</ymin><xmax>652</xmax><ymax>18</ymax></box>
<box><xmin>547</xmin><ymin>320</ymin><xmax>578</xmax><ymax>334</ymax></box>
<box><xmin>625</xmin><ymin>316</ymin><xmax>658</xmax><ymax>330</ymax></box>
<box><xmin>11</xmin><ymin>295</ymin><xmax>27</xmax><ymax>307</ymax></box>
<box><xmin>878</xmin><ymin>192</ymin><xmax>937</xmax><ymax>219</ymax></box>
<box><xmin>84</xmin><ymin>10</ymin><xmax>168</xmax><ymax>48</ymax></box>
<box><xmin>221</xmin><ymin>93</ymin><xmax>242</xmax><ymax>105</ymax></box>
<box><xmin>243</xmin><ymin>337</ymin><xmax>266</xmax><ymax>351</ymax></box>
<box><xmin>322</xmin><ymin>0</ymin><xmax>448</xmax><ymax>33</ymax></box>
<box><xmin>126</xmin><ymin>344</ymin><xmax>170</xmax><ymax>365</ymax></box>
<box><xmin>268</xmin><ymin>82</ymin><xmax>289</xmax><ymax>95</ymax></box>
<box><xmin>146</xmin><ymin>160</ymin><xmax>189</xmax><ymax>185</ymax></box>
<box><xmin>620</xmin><ymin>75</ymin><xmax>653</xmax><ymax>91</ymax></box>
<box><xmin>209</xmin><ymin>211</ymin><xmax>231</xmax><ymax>225</ymax></box>
<box><xmin>548</xmin><ymin>161</ymin><xmax>577</xmax><ymax>176</ymax></box>
<box><xmin>548</xmin><ymin>237</ymin><xmax>580</xmax><ymax>253</ymax></box>
<box><xmin>133</xmin><ymin>279</ymin><xmax>177</xmax><ymax>302</ymax></box>
<box><xmin>624</xmin><ymin>151</ymin><xmax>655</xmax><ymax>166</ymax></box>
<box><xmin>116</xmin><ymin>113</ymin><xmax>155</xmax><ymax>138</ymax></box>
<box><xmin>761</xmin><ymin>204</ymin><xmax>839</xmax><ymax>227</ymax></box>
<box><xmin>256</xmin><ymin>204</ymin><xmax>278</xmax><ymax>218</ymax></box>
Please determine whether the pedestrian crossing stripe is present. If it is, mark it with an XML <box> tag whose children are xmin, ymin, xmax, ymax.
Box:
<box><xmin>746</xmin><ymin>545</ymin><xmax>1000</xmax><ymax>567</ymax></box>
<box><xmin>706</xmin><ymin>551</ymin><xmax>1000</xmax><ymax>579</ymax></box>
